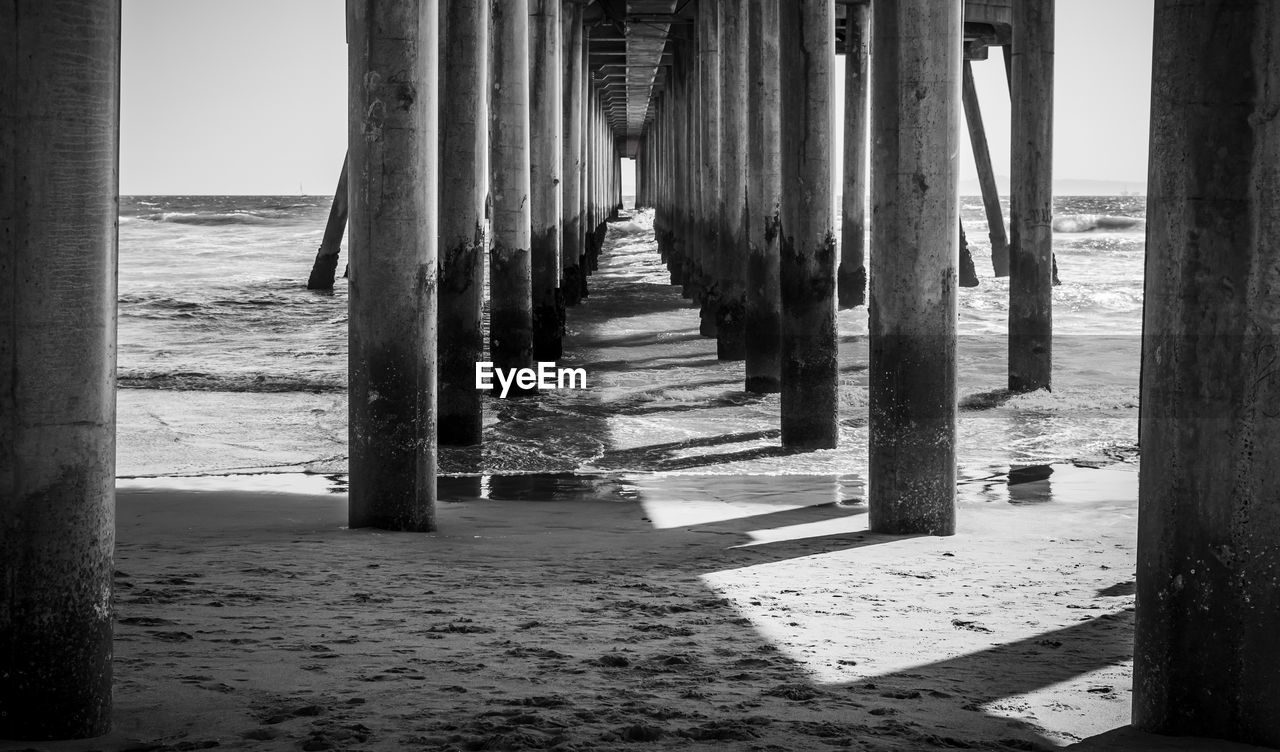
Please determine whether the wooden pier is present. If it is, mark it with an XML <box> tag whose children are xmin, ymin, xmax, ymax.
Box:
<box><xmin>4</xmin><ymin>0</ymin><xmax>1280</xmax><ymax>746</ymax></box>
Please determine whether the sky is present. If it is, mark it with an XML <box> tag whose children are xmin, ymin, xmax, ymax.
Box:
<box><xmin>120</xmin><ymin>0</ymin><xmax>1154</xmax><ymax>196</ymax></box>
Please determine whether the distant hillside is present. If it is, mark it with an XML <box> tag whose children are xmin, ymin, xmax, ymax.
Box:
<box><xmin>959</xmin><ymin>176</ymin><xmax>1146</xmax><ymax>196</ymax></box>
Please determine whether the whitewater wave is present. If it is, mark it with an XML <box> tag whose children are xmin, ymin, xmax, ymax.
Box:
<box><xmin>1052</xmin><ymin>214</ymin><xmax>1145</xmax><ymax>234</ymax></box>
<box><xmin>141</xmin><ymin>211</ymin><xmax>281</xmax><ymax>226</ymax></box>
<box><xmin>960</xmin><ymin>384</ymin><xmax>1139</xmax><ymax>412</ymax></box>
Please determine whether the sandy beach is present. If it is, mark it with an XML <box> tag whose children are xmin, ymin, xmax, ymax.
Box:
<box><xmin>1</xmin><ymin>465</ymin><xmax>1260</xmax><ymax>752</ymax></box>
<box><xmin>17</xmin><ymin>215</ymin><xmax>1258</xmax><ymax>752</ymax></box>
<box><xmin>53</xmin><ymin>470</ymin><xmax>1125</xmax><ymax>750</ymax></box>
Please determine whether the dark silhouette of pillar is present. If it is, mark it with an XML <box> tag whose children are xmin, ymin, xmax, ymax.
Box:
<box><xmin>779</xmin><ymin>0</ymin><xmax>838</xmax><ymax>449</ymax></box>
<box><xmin>1009</xmin><ymin>0</ymin><xmax>1054</xmax><ymax>393</ymax></box>
<box><xmin>959</xmin><ymin>221</ymin><xmax>979</xmax><ymax>287</ymax></box>
<box><xmin>670</xmin><ymin>44</ymin><xmax>690</xmax><ymax>288</ymax></box>
<box><xmin>348</xmin><ymin>0</ymin><xmax>439</xmax><ymax>531</ymax></box>
<box><xmin>717</xmin><ymin>0</ymin><xmax>748</xmax><ymax>360</ymax></box>
<box><xmin>650</xmin><ymin>101</ymin><xmax>666</xmax><ymax>260</ymax></box>
<box><xmin>962</xmin><ymin>60</ymin><xmax>1009</xmax><ymax>278</ymax></box>
<box><xmin>1135</xmin><ymin>2</ymin><xmax>1280</xmax><ymax>746</ymax></box>
<box><xmin>561</xmin><ymin>1</ymin><xmax>584</xmax><ymax>306</ymax></box>
<box><xmin>583</xmin><ymin>90</ymin><xmax>595</xmax><ymax>279</ymax></box>
<box><xmin>745</xmin><ymin>0</ymin><xmax>782</xmax><ymax>393</ymax></box>
<box><xmin>838</xmin><ymin>0</ymin><xmax>870</xmax><ymax>309</ymax></box>
<box><xmin>579</xmin><ymin>68</ymin><xmax>593</xmax><ymax>300</ymax></box>
<box><xmin>682</xmin><ymin>41</ymin><xmax>702</xmax><ymax>301</ymax></box>
<box><xmin>1</xmin><ymin>0</ymin><xmax>119</xmax><ymax>738</ymax></box>
<box><xmin>658</xmin><ymin>86</ymin><xmax>682</xmax><ymax>279</ymax></box>
<box><xmin>530</xmin><ymin>0</ymin><xmax>563</xmax><ymax>361</ymax></box>
<box><xmin>697</xmin><ymin>0</ymin><xmax>722</xmax><ymax>337</ymax></box>
<box><xmin>438</xmin><ymin>0</ymin><xmax>488</xmax><ymax>445</ymax></box>
<box><xmin>868</xmin><ymin>0</ymin><xmax>959</xmax><ymax>536</ymax></box>
<box><xmin>490</xmin><ymin>0</ymin><xmax>535</xmax><ymax>391</ymax></box>
<box><xmin>306</xmin><ymin>153</ymin><xmax>350</xmax><ymax>290</ymax></box>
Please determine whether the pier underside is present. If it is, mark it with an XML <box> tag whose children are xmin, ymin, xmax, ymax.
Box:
<box><xmin>4</xmin><ymin>0</ymin><xmax>1280</xmax><ymax>747</ymax></box>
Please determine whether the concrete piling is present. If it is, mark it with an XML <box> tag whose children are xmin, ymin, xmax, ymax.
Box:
<box><xmin>961</xmin><ymin>59</ymin><xmax>1009</xmax><ymax>277</ymax></box>
<box><xmin>1008</xmin><ymin>0</ymin><xmax>1054</xmax><ymax>393</ymax></box>
<box><xmin>578</xmin><ymin>73</ymin><xmax>593</xmax><ymax>300</ymax></box>
<box><xmin>583</xmin><ymin>84</ymin><xmax>595</xmax><ymax>286</ymax></box>
<box><xmin>347</xmin><ymin>0</ymin><xmax>439</xmax><ymax>531</ymax></box>
<box><xmin>670</xmin><ymin>50</ymin><xmax>690</xmax><ymax>288</ymax></box>
<box><xmin>0</xmin><ymin>0</ymin><xmax>119</xmax><ymax>738</ymax></box>
<box><xmin>778</xmin><ymin>0</ymin><xmax>839</xmax><ymax>449</ymax></box>
<box><xmin>681</xmin><ymin>42</ymin><xmax>703</xmax><ymax>301</ymax></box>
<box><xmin>745</xmin><ymin>0</ymin><xmax>782</xmax><ymax>393</ymax></box>
<box><xmin>489</xmin><ymin>0</ymin><xmax>535</xmax><ymax>392</ymax></box>
<box><xmin>658</xmin><ymin>100</ymin><xmax>670</xmax><ymax>230</ymax></box>
<box><xmin>561</xmin><ymin>2</ymin><xmax>585</xmax><ymax>307</ymax></box>
<box><xmin>649</xmin><ymin>99</ymin><xmax>666</xmax><ymax>258</ymax></box>
<box><xmin>306</xmin><ymin>153</ymin><xmax>350</xmax><ymax>290</ymax></box>
<box><xmin>838</xmin><ymin>0</ymin><xmax>870</xmax><ymax>309</ymax></box>
<box><xmin>697</xmin><ymin>0</ymin><xmax>722</xmax><ymax>337</ymax></box>
<box><xmin>438</xmin><ymin>0</ymin><xmax>489</xmax><ymax>445</ymax></box>
<box><xmin>667</xmin><ymin>44</ymin><xmax>689</xmax><ymax>289</ymax></box>
<box><xmin>716</xmin><ymin>0</ymin><xmax>749</xmax><ymax>361</ymax></box>
<box><xmin>1135</xmin><ymin>1</ymin><xmax>1280</xmax><ymax>746</ymax></box>
<box><xmin>868</xmin><ymin>0</ymin><xmax>959</xmax><ymax>536</ymax></box>
<box><xmin>660</xmin><ymin>94</ymin><xmax>677</xmax><ymax>260</ymax></box>
<box><xmin>530</xmin><ymin>0</ymin><xmax>564</xmax><ymax>361</ymax></box>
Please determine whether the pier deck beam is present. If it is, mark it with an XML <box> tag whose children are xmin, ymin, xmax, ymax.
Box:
<box><xmin>490</xmin><ymin>0</ymin><xmax>535</xmax><ymax>391</ymax></box>
<box><xmin>838</xmin><ymin>0</ymin><xmax>870</xmax><ymax>309</ymax></box>
<box><xmin>717</xmin><ymin>0</ymin><xmax>749</xmax><ymax>360</ymax></box>
<box><xmin>348</xmin><ymin>0</ymin><xmax>438</xmax><ymax>531</ymax></box>
<box><xmin>530</xmin><ymin>0</ymin><xmax>563</xmax><ymax>361</ymax></box>
<box><xmin>0</xmin><ymin>0</ymin><xmax>119</xmax><ymax>737</ymax></box>
<box><xmin>306</xmin><ymin>153</ymin><xmax>350</xmax><ymax>290</ymax></box>
<box><xmin>868</xmin><ymin>0</ymin><xmax>960</xmax><ymax>536</ymax></box>
<box><xmin>438</xmin><ymin>0</ymin><xmax>488</xmax><ymax>445</ymax></box>
<box><xmin>1008</xmin><ymin>0</ymin><xmax>1054</xmax><ymax>393</ymax></box>
<box><xmin>779</xmin><ymin>0</ymin><xmax>838</xmax><ymax>449</ymax></box>
<box><xmin>1135</xmin><ymin>1</ymin><xmax>1280</xmax><ymax>746</ymax></box>
<box><xmin>745</xmin><ymin>0</ymin><xmax>782</xmax><ymax>393</ymax></box>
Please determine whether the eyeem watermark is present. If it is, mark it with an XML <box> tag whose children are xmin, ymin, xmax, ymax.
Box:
<box><xmin>475</xmin><ymin>362</ymin><xmax>588</xmax><ymax>398</ymax></box>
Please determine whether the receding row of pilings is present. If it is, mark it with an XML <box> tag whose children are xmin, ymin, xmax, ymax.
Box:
<box><xmin>346</xmin><ymin>0</ymin><xmax>623</xmax><ymax>467</ymax></box>
<box><xmin>354</xmin><ymin>0</ymin><xmax>624</xmax><ymax>524</ymax></box>
<box><xmin>6</xmin><ymin>0</ymin><xmax>1280</xmax><ymax>745</ymax></box>
<box><xmin>315</xmin><ymin>0</ymin><xmax>622</xmax><ymax>450</ymax></box>
<box><xmin>633</xmin><ymin>0</ymin><xmax>1063</xmax><ymax>534</ymax></box>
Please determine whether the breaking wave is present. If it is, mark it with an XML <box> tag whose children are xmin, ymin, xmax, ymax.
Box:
<box><xmin>1052</xmin><ymin>214</ymin><xmax>1145</xmax><ymax>234</ymax></box>
<box><xmin>143</xmin><ymin>211</ymin><xmax>277</xmax><ymax>226</ymax></box>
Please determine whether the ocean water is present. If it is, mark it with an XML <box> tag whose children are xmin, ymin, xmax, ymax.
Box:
<box><xmin>118</xmin><ymin>195</ymin><xmax>1145</xmax><ymax>485</ymax></box>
